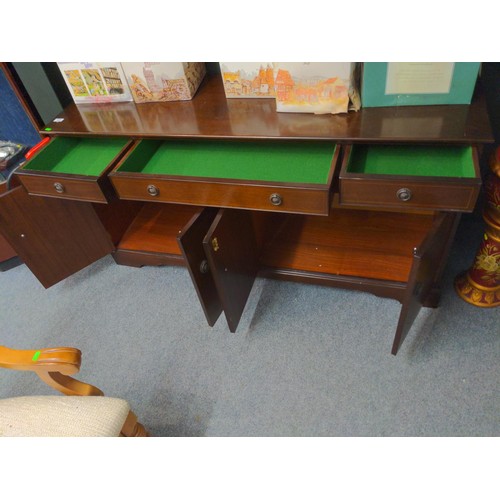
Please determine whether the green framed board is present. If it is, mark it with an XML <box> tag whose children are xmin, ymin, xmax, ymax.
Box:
<box><xmin>361</xmin><ymin>63</ymin><xmax>480</xmax><ymax>108</ymax></box>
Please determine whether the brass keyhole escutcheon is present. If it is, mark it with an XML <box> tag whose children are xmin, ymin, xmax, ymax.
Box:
<box><xmin>147</xmin><ymin>184</ymin><xmax>159</xmax><ymax>196</ymax></box>
<box><xmin>396</xmin><ymin>188</ymin><xmax>412</xmax><ymax>202</ymax></box>
<box><xmin>211</xmin><ymin>237</ymin><xmax>219</xmax><ymax>252</ymax></box>
<box><xmin>54</xmin><ymin>182</ymin><xmax>65</xmax><ymax>193</ymax></box>
<box><xmin>270</xmin><ymin>193</ymin><xmax>282</xmax><ymax>206</ymax></box>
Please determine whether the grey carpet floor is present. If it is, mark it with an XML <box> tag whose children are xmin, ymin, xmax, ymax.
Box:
<box><xmin>0</xmin><ymin>211</ymin><xmax>498</xmax><ymax>436</ymax></box>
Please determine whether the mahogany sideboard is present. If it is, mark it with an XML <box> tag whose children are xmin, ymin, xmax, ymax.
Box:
<box><xmin>0</xmin><ymin>74</ymin><xmax>494</xmax><ymax>354</ymax></box>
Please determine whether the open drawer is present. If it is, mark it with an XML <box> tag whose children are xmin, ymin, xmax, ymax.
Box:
<box><xmin>16</xmin><ymin>136</ymin><xmax>133</xmax><ymax>203</ymax></box>
<box><xmin>339</xmin><ymin>144</ymin><xmax>481</xmax><ymax>211</ymax></box>
<box><xmin>109</xmin><ymin>139</ymin><xmax>340</xmax><ymax>215</ymax></box>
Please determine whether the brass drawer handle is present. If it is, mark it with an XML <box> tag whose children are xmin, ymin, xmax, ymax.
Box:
<box><xmin>396</xmin><ymin>188</ymin><xmax>412</xmax><ymax>202</ymax></box>
<box><xmin>269</xmin><ymin>193</ymin><xmax>282</xmax><ymax>206</ymax></box>
<box><xmin>54</xmin><ymin>182</ymin><xmax>65</xmax><ymax>194</ymax></box>
<box><xmin>147</xmin><ymin>184</ymin><xmax>159</xmax><ymax>197</ymax></box>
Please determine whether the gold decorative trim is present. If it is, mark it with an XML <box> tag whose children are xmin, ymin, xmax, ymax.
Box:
<box><xmin>466</xmin><ymin>274</ymin><xmax>500</xmax><ymax>292</ymax></box>
<box><xmin>455</xmin><ymin>273</ymin><xmax>500</xmax><ymax>307</ymax></box>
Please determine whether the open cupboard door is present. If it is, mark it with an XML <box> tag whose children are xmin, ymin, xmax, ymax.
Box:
<box><xmin>391</xmin><ymin>212</ymin><xmax>461</xmax><ymax>355</ymax></box>
<box><xmin>0</xmin><ymin>185</ymin><xmax>114</xmax><ymax>288</ymax></box>
<box><xmin>202</xmin><ymin>209</ymin><xmax>260</xmax><ymax>332</ymax></box>
<box><xmin>177</xmin><ymin>208</ymin><xmax>223</xmax><ymax>327</ymax></box>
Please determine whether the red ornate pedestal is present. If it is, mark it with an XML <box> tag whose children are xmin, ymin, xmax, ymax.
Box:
<box><xmin>455</xmin><ymin>147</ymin><xmax>500</xmax><ymax>307</ymax></box>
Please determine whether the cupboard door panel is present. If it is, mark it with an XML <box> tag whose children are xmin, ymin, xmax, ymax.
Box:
<box><xmin>391</xmin><ymin>212</ymin><xmax>460</xmax><ymax>354</ymax></box>
<box><xmin>203</xmin><ymin>209</ymin><xmax>259</xmax><ymax>332</ymax></box>
<box><xmin>0</xmin><ymin>186</ymin><xmax>114</xmax><ymax>288</ymax></box>
<box><xmin>177</xmin><ymin>208</ymin><xmax>222</xmax><ymax>326</ymax></box>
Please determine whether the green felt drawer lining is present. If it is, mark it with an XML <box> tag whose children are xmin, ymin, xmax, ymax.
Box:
<box><xmin>22</xmin><ymin>137</ymin><xmax>130</xmax><ymax>177</ymax></box>
<box><xmin>347</xmin><ymin>145</ymin><xmax>476</xmax><ymax>178</ymax></box>
<box><xmin>117</xmin><ymin>140</ymin><xmax>337</xmax><ymax>185</ymax></box>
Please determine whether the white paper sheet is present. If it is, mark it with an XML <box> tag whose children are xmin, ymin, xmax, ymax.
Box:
<box><xmin>385</xmin><ymin>62</ymin><xmax>455</xmax><ymax>95</ymax></box>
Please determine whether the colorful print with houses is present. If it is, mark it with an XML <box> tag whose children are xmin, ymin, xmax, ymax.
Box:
<box><xmin>273</xmin><ymin>63</ymin><xmax>355</xmax><ymax>114</ymax></box>
<box><xmin>220</xmin><ymin>63</ymin><xmax>275</xmax><ymax>98</ymax></box>
<box><xmin>121</xmin><ymin>63</ymin><xmax>206</xmax><ymax>103</ymax></box>
<box><xmin>58</xmin><ymin>63</ymin><xmax>132</xmax><ymax>103</ymax></box>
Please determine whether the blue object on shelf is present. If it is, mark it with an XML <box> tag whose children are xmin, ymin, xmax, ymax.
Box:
<box><xmin>0</xmin><ymin>67</ymin><xmax>41</xmax><ymax>147</ymax></box>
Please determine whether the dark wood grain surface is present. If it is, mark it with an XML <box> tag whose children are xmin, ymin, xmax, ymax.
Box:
<box><xmin>0</xmin><ymin>186</ymin><xmax>114</xmax><ymax>288</ymax></box>
<box><xmin>203</xmin><ymin>209</ymin><xmax>260</xmax><ymax>333</ymax></box>
<box><xmin>178</xmin><ymin>208</ymin><xmax>223</xmax><ymax>327</ymax></box>
<box><xmin>391</xmin><ymin>212</ymin><xmax>460</xmax><ymax>354</ymax></box>
<box><xmin>41</xmin><ymin>74</ymin><xmax>494</xmax><ymax>144</ymax></box>
<box><xmin>259</xmin><ymin>209</ymin><xmax>435</xmax><ymax>283</ymax></box>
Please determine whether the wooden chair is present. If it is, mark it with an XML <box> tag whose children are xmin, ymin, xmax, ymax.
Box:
<box><xmin>0</xmin><ymin>345</ymin><xmax>148</xmax><ymax>437</ymax></box>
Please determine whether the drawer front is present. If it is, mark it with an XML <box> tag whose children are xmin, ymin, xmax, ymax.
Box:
<box><xmin>109</xmin><ymin>139</ymin><xmax>340</xmax><ymax>216</ymax></box>
<box><xmin>339</xmin><ymin>145</ymin><xmax>481</xmax><ymax>212</ymax></box>
<box><xmin>17</xmin><ymin>136</ymin><xmax>133</xmax><ymax>203</ymax></box>
<box><xmin>340</xmin><ymin>177</ymin><xmax>480</xmax><ymax>211</ymax></box>
<box><xmin>17</xmin><ymin>173</ymin><xmax>110</xmax><ymax>203</ymax></box>
<box><xmin>110</xmin><ymin>175</ymin><xmax>331</xmax><ymax>215</ymax></box>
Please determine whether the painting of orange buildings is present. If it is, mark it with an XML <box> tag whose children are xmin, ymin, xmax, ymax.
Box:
<box><xmin>275</xmin><ymin>69</ymin><xmax>294</xmax><ymax>101</ymax></box>
<box><xmin>222</xmin><ymin>64</ymin><xmax>275</xmax><ymax>98</ymax></box>
<box><xmin>275</xmin><ymin>69</ymin><xmax>348</xmax><ymax>108</ymax></box>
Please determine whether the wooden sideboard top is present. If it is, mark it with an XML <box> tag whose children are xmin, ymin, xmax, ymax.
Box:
<box><xmin>42</xmin><ymin>73</ymin><xmax>494</xmax><ymax>145</ymax></box>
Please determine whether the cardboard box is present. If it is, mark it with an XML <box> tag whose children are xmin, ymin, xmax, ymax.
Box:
<box><xmin>273</xmin><ymin>62</ymin><xmax>360</xmax><ymax>114</ymax></box>
<box><xmin>57</xmin><ymin>62</ymin><xmax>133</xmax><ymax>103</ymax></box>
<box><xmin>120</xmin><ymin>63</ymin><xmax>206</xmax><ymax>103</ymax></box>
<box><xmin>361</xmin><ymin>62</ymin><xmax>481</xmax><ymax>107</ymax></box>
<box><xmin>220</xmin><ymin>63</ymin><xmax>276</xmax><ymax>98</ymax></box>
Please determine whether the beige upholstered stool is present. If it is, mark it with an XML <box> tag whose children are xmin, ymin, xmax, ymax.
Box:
<box><xmin>0</xmin><ymin>396</ymin><xmax>133</xmax><ymax>437</ymax></box>
<box><xmin>0</xmin><ymin>346</ymin><xmax>147</xmax><ymax>437</ymax></box>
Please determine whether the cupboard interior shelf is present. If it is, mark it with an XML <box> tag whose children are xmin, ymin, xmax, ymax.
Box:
<box><xmin>117</xmin><ymin>203</ymin><xmax>198</xmax><ymax>255</ymax></box>
<box><xmin>259</xmin><ymin>209</ymin><xmax>434</xmax><ymax>283</ymax></box>
<box><xmin>107</xmin><ymin>200</ymin><xmax>435</xmax><ymax>285</ymax></box>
